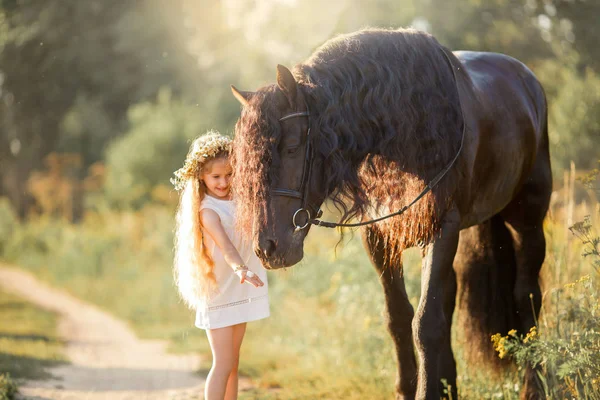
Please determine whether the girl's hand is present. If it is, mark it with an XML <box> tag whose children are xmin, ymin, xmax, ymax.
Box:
<box><xmin>234</xmin><ymin>267</ymin><xmax>264</xmax><ymax>287</ymax></box>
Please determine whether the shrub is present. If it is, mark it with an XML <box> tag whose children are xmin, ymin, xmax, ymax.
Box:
<box><xmin>0</xmin><ymin>373</ymin><xmax>18</xmax><ymax>400</ymax></box>
<box><xmin>491</xmin><ymin>169</ymin><xmax>600</xmax><ymax>399</ymax></box>
<box><xmin>536</xmin><ymin>62</ymin><xmax>600</xmax><ymax>171</ymax></box>
<box><xmin>491</xmin><ymin>276</ymin><xmax>600</xmax><ymax>399</ymax></box>
<box><xmin>0</xmin><ymin>198</ymin><xmax>18</xmax><ymax>255</ymax></box>
<box><xmin>104</xmin><ymin>89</ymin><xmax>213</xmax><ymax>209</ymax></box>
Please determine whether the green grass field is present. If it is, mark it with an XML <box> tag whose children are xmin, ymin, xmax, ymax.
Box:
<box><xmin>0</xmin><ymin>288</ymin><xmax>66</xmax><ymax>399</ymax></box>
<box><xmin>0</xmin><ymin>195</ymin><xmax>598</xmax><ymax>399</ymax></box>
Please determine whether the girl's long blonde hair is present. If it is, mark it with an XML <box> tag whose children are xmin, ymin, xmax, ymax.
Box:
<box><xmin>172</xmin><ymin>131</ymin><xmax>232</xmax><ymax>308</ymax></box>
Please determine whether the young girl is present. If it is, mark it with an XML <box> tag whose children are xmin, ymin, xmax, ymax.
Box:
<box><xmin>172</xmin><ymin>131</ymin><xmax>269</xmax><ymax>400</ymax></box>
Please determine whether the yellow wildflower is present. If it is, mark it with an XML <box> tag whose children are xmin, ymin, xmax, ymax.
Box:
<box><xmin>523</xmin><ymin>326</ymin><xmax>538</xmax><ymax>344</ymax></box>
<box><xmin>491</xmin><ymin>333</ymin><xmax>508</xmax><ymax>359</ymax></box>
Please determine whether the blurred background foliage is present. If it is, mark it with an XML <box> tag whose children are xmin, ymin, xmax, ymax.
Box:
<box><xmin>0</xmin><ymin>0</ymin><xmax>599</xmax><ymax>217</ymax></box>
<box><xmin>0</xmin><ymin>0</ymin><xmax>599</xmax><ymax>398</ymax></box>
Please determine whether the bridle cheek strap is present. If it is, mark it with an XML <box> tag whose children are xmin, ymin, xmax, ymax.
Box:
<box><xmin>272</xmin><ymin>109</ymin><xmax>322</xmax><ymax>231</ymax></box>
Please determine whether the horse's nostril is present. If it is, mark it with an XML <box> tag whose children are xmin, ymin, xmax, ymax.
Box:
<box><xmin>263</xmin><ymin>239</ymin><xmax>276</xmax><ymax>258</ymax></box>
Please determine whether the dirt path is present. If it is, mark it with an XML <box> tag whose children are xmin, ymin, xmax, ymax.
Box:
<box><xmin>0</xmin><ymin>265</ymin><xmax>216</xmax><ymax>400</ymax></box>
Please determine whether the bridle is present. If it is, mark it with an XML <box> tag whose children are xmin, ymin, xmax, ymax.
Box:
<box><xmin>273</xmin><ymin>46</ymin><xmax>465</xmax><ymax>231</ymax></box>
<box><xmin>273</xmin><ymin>108</ymin><xmax>323</xmax><ymax>231</ymax></box>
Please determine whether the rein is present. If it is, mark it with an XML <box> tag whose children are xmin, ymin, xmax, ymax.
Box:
<box><xmin>274</xmin><ymin>46</ymin><xmax>465</xmax><ymax>230</ymax></box>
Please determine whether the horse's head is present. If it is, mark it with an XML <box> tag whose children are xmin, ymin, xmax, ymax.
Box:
<box><xmin>231</xmin><ymin>65</ymin><xmax>327</xmax><ymax>269</ymax></box>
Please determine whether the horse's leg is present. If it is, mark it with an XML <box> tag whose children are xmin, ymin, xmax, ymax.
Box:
<box><xmin>439</xmin><ymin>266</ymin><xmax>458</xmax><ymax>399</ymax></box>
<box><xmin>362</xmin><ymin>226</ymin><xmax>417</xmax><ymax>400</ymax></box>
<box><xmin>501</xmin><ymin>150</ymin><xmax>552</xmax><ymax>400</ymax></box>
<box><xmin>413</xmin><ymin>209</ymin><xmax>460</xmax><ymax>399</ymax></box>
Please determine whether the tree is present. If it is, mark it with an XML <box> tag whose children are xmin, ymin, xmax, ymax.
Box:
<box><xmin>0</xmin><ymin>0</ymin><xmax>201</xmax><ymax>218</ymax></box>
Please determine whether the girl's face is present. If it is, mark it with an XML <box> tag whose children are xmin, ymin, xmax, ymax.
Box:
<box><xmin>201</xmin><ymin>157</ymin><xmax>233</xmax><ymax>200</ymax></box>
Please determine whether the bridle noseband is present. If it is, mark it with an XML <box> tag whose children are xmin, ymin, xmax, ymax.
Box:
<box><xmin>273</xmin><ymin>46</ymin><xmax>465</xmax><ymax>231</ymax></box>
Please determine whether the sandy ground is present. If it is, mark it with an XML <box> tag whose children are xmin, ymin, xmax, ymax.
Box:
<box><xmin>0</xmin><ymin>265</ymin><xmax>243</xmax><ymax>400</ymax></box>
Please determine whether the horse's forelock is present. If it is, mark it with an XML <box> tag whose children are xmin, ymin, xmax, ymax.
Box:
<box><xmin>232</xmin><ymin>88</ymin><xmax>283</xmax><ymax>236</ymax></box>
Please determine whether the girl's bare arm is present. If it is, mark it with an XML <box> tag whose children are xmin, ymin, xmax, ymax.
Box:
<box><xmin>200</xmin><ymin>209</ymin><xmax>264</xmax><ymax>287</ymax></box>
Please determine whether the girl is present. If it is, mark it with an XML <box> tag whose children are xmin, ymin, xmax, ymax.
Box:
<box><xmin>172</xmin><ymin>131</ymin><xmax>269</xmax><ymax>400</ymax></box>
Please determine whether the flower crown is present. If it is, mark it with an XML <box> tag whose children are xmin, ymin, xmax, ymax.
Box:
<box><xmin>171</xmin><ymin>131</ymin><xmax>232</xmax><ymax>191</ymax></box>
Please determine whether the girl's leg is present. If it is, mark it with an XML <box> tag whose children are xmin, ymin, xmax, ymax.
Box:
<box><xmin>224</xmin><ymin>323</ymin><xmax>247</xmax><ymax>400</ymax></box>
<box><xmin>205</xmin><ymin>326</ymin><xmax>235</xmax><ymax>400</ymax></box>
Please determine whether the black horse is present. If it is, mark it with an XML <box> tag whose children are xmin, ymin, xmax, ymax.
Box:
<box><xmin>231</xmin><ymin>28</ymin><xmax>551</xmax><ymax>399</ymax></box>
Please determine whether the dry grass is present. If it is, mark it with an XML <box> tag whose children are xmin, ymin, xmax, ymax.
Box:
<box><xmin>0</xmin><ymin>288</ymin><xmax>66</xmax><ymax>399</ymax></box>
<box><xmin>0</xmin><ymin>173</ymin><xmax>597</xmax><ymax>398</ymax></box>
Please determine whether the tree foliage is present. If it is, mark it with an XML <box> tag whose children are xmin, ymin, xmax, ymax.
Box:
<box><xmin>103</xmin><ymin>89</ymin><xmax>213</xmax><ymax>209</ymax></box>
<box><xmin>0</xmin><ymin>0</ymin><xmax>199</xmax><ymax>215</ymax></box>
<box><xmin>0</xmin><ymin>0</ymin><xmax>598</xmax><ymax>215</ymax></box>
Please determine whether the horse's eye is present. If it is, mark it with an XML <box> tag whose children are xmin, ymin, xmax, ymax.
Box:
<box><xmin>286</xmin><ymin>146</ymin><xmax>300</xmax><ymax>155</ymax></box>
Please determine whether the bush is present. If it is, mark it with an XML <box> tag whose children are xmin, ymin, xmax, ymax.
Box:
<box><xmin>0</xmin><ymin>198</ymin><xmax>18</xmax><ymax>255</ymax></box>
<box><xmin>490</xmin><ymin>170</ymin><xmax>600</xmax><ymax>399</ymax></box>
<box><xmin>491</xmin><ymin>275</ymin><xmax>600</xmax><ymax>399</ymax></box>
<box><xmin>0</xmin><ymin>373</ymin><xmax>18</xmax><ymax>400</ymax></box>
<box><xmin>104</xmin><ymin>89</ymin><xmax>215</xmax><ymax>209</ymax></box>
<box><xmin>536</xmin><ymin>61</ymin><xmax>600</xmax><ymax>171</ymax></box>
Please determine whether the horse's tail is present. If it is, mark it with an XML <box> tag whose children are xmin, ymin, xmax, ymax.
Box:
<box><xmin>454</xmin><ymin>214</ymin><xmax>520</xmax><ymax>369</ymax></box>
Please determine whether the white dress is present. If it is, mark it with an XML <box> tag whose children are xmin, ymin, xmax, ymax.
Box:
<box><xmin>195</xmin><ymin>195</ymin><xmax>270</xmax><ymax>330</ymax></box>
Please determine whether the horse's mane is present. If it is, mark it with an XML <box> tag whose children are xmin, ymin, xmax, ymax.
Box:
<box><xmin>233</xmin><ymin>28</ymin><xmax>464</xmax><ymax>254</ymax></box>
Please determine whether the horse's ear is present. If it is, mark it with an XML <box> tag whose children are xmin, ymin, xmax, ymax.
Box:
<box><xmin>231</xmin><ymin>85</ymin><xmax>254</xmax><ymax>107</ymax></box>
<box><xmin>276</xmin><ymin>64</ymin><xmax>297</xmax><ymax>108</ymax></box>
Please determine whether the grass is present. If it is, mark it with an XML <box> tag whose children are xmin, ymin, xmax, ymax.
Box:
<box><xmin>0</xmin><ymin>186</ymin><xmax>598</xmax><ymax>398</ymax></box>
<box><xmin>0</xmin><ymin>287</ymin><xmax>67</xmax><ymax>399</ymax></box>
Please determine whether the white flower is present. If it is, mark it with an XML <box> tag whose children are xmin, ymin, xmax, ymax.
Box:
<box><xmin>172</xmin><ymin>131</ymin><xmax>232</xmax><ymax>190</ymax></box>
